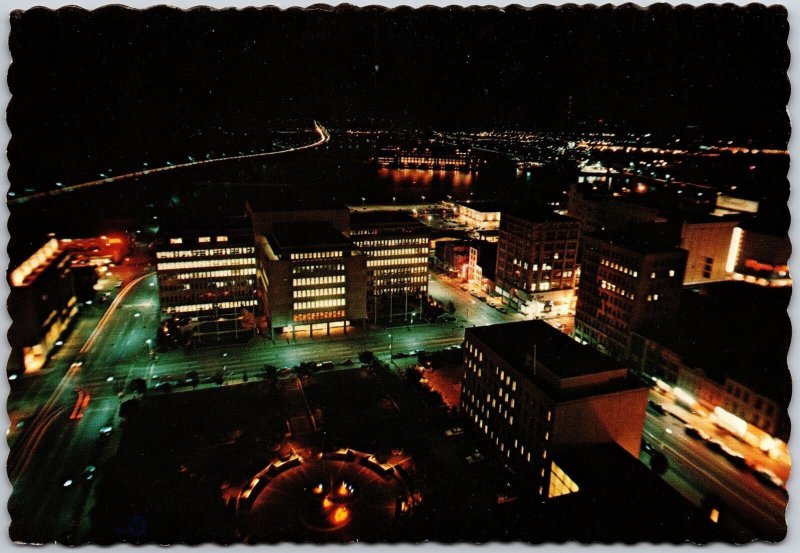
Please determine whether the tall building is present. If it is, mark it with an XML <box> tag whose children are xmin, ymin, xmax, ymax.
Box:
<box><xmin>574</xmin><ymin>232</ymin><xmax>687</xmax><ymax>360</ymax></box>
<box><xmin>154</xmin><ymin>217</ymin><xmax>259</xmax><ymax>344</ymax></box>
<box><xmin>349</xmin><ymin>211</ymin><xmax>429</xmax><ymax>322</ymax></box>
<box><xmin>461</xmin><ymin>321</ymin><xmax>649</xmax><ymax>500</ymax></box>
<box><xmin>8</xmin><ymin>238</ymin><xmax>78</xmax><ymax>374</ymax></box>
<box><xmin>256</xmin><ymin>222</ymin><xmax>367</xmax><ymax>338</ymax></box>
<box><xmin>494</xmin><ymin>208</ymin><xmax>580</xmax><ymax>316</ymax></box>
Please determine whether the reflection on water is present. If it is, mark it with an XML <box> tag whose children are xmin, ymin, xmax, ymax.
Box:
<box><xmin>377</xmin><ymin>168</ymin><xmax>474</xmax><ymax>188</ymax></box>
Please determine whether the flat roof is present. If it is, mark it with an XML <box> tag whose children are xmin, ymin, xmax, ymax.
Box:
<box><xmin>548</xmin><ymin>443</ymin><xmax>714</xmax><ymax>542</ymax></box>
<box><xmin>583</xmin><ymin>229</ymin><xmax>686</xmax><ymax>255</ymax></box>
<box><xmin>467</xmin><ymin>321</ymin><xmax>622</xmax><ymax>379</ymax></box>
<box><xmin>350</xmin><ymin>210</ymin><xmax>427</xmax><ymax>228</ymax></box>
<box><xmin>268</xmin><ymin>222</ymin><xmax>356</xmax><ymax>255</ymax></box>
<box><xmin>638</xmin><ymin>282</ymin><xmax>791</xmax><ymax>405</ymax></box>
<box><xmin>455</xmin><ymin>200</ymin><xmax>508</xmax><ymax>212</ymax></box>
<box><xmin>503</xmin><ymin>205</ymin><xmax>577</xmax><ymax>225</ymax></box>
<box><xmin>247</xmin><ymin>196</ymin><xmax>349</xmax><ymax>213</ymax></box>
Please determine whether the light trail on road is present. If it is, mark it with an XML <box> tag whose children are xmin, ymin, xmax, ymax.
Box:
<box><xmin>8</xmin><ymin>121</ymin><xmax>329</xmax><ymax>206</ymax></box>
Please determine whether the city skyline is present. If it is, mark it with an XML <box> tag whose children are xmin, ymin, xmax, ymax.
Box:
<box><xmin>4</xmin><ymin>3</ymin><xmax>794</xmax><ymax>546</ymax></box>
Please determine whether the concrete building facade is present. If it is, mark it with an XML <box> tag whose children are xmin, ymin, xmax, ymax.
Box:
<box><xmin>461</xmin><ymin>321</ymin><xmax>649</xmax><ymax>499</ymax></box>
<box><xmin>256</xmin><ymin>222</ymin><xmax>367</xmax><ymax>338</ymax></box>
<box><xmin>574</xmin><ymin>233</ymin><xmax>687</xmax><ymax>360</ymax></box>
<box><xmin>494</xmin><ymin>209</ymin><xmax>580</xmax><ymax>317</ymax></box>
<box><xmin>154</xmin><ymin>218</ymin><xmax>259</xmax><ymax>343</ymax></box>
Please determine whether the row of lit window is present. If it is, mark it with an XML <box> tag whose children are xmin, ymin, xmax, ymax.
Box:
<box><xmin>292</xmin><ymin>264</ymin><xmax>345</xmax><ymax>274</ymax></box>
<box><xmin>373</xmin><ymin>285</ymin><xmax>427</xmax><ymax>294</ymax></box>
<box><xmin>164</xmin><ymin>299</ymin><xmax>257</xmax><ymax>313</ymax></box>
<box><xmin>293</xmin><ymin>310</ymin><xmax>345</xmax><ymax>323</ymax></box>
<box><xmin>168</xmin><ymin>235</ymin><xmax>229</xmax><ymax>245</ymax></box>
<box><xmin>353</xmin><ymin>238</ymin><xmax>428</xmax><ymax>247</ymax></box>
<box><xmin>157</xmin><ymin>247</ymin><xmax>253</xmax><ymax>259</ymax></box>
<box><xmin>374</xmin><ymin>276</ymin><xmax>428</xmax><ymax>287</ymax></box>
<box><xmin>157</xmin><ymin>258</ymin><xmax>256</xmax><ymax>271</ymax></box>
<box><xmin>293</xmin><ymin>298</ymin><xmax>346</xmax><ymax>311</ymax></box>
<box><xmin>371</xmin><ymin>266</ymin><xmax>428</xmax><ymax>275</ymax></box>
<box><xmin>600</xmin><ymin>280</ymin><xmax>635</xmax><ymax>300</ymax></box>
<box><xmin>366</xmin><ymin>248</ymin><xmax>427</xmax><ymax>257</ymax></box>
<box><xmin>168</xmin><ymin>268</ymin><xmax>257</xmax><ymax>280</ymax></box>
<box><xmin>601</xmin><ymin>258</ymin><xmax>639</xmax><ymax>277</ymax></box>
<box><xmin>290</xmin><ymin>251</ymin><xmax>343</xmax><ymax>260</ymax></box>
<box><xmin>292</xmin><ymin>275</ymin><xmax>346</xmax><ymax>287</ymax></box>
<box><xmin>293</xmin><ymin>287</ymin><xmax>345</xmax><ymax>299</ymax></box>
<box><xmin>367</xmin><ymin>254</ymin><xmax>428</xmax><ymax>269</ymax></box>
<box><xmin>647</xmin><ymin>294</ymin><xmax>661</xmax><ymax>302</ymax></box>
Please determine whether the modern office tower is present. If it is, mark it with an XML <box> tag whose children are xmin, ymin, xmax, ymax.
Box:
<box><xmin>461</xmin><ymin>321</ymin><xmax>649</xmax><ymax>500</ymax></box>
<box><xmin>8</xmin><ymin>238</ymin><xmax>78</xmax><ymax>373</ymax></box>
<box><xmin>574</xmin><ymin>232</ymin><xmax>687</xmax><ymax>360</ymax></box>
<box><xmin>154</xmin><ymin>217</ymin><xmax>259</xmax><ymax>344</ymax></box>
<box><xmin>255</xmin><ymin>221</ymin><xmax>367</xmax><ymax>338</ymax></box>
<box><xmin>494</xmin><ymin>207</ymin><xmax>580</xmax><ymax>316</ymax></box>
<box><xmin>350</xmin><ymin>211</ymin><xmax>429</xmax><ymax>322</ymax></box>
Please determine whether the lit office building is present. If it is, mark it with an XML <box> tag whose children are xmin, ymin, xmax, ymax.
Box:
<box><xmin>494</xmin><ymin>208</ymin><xmax>580</xmax><ymax>317</ymax></box>
<box><xmin>454</xmin><ymin>200</ymin><xmax>505</xmax><ymax>230</ymax></box>
<box><xmin>256</xmin><ymin>222</ymin><xmax>367</xmax><ymax>338</ymax></box>
<box><xmin>154</xmin><ymin>218</ymin><xmax>259</xmax><ymax>344</ymax></box>
<box><xmin>350</xmin><ymin>211</ymin><xmax>429</xmax><ymax>322</ymax></box>
<box><xmin>8</xmin><ymin>238</ymin><xmax>78</xmax><ymax>374</ymax></box>
<box><xmin>461</xmin><ymin>321</ymin><xmax>649</xmax><ymax>499</ymax></box>
<box><xmin>574</xmin><ymin>232</ymin><xmax>687</xmax><ymax>360</ymax></box>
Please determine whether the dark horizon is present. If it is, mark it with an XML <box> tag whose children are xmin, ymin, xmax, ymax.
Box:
<box><xmin>8</xmin><ymin>4</ymin><xmax>790</xmax><ymax>190</ymax></box>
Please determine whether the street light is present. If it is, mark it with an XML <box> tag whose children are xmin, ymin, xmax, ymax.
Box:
<box><xmin>388</xmin><ymin>333</ymin><xmax>393</xmax><ymax>359</ymax></box>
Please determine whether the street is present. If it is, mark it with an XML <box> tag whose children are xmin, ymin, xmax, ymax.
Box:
<box><xmin>6</xmin><ymin>263</ymin><xmax>789</xmax><ymax>543</ymax></box>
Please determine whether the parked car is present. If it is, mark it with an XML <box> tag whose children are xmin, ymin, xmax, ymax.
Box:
<box><xmin>466</xmin><ymin>451</ymin><xmax>485</xmax><ymax>464</ymax></box>
<box><xmin>647</xmin><ymin>400</ymin><xmax>667</xmax><ymax>416</ymax></box>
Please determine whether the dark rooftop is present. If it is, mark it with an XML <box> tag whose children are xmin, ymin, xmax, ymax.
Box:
<box><xmin>157</xmin><ymin>213</ymin><xmax>252</xmax><ymax>237</ymax></box>
<box><xmin>455</xmin><ymin>200</ymin><xmax>509</xmax><ymax>212</ymax></box>
<box><xmin>546</xmin><ymin>443</ymin><xmax>717</xmax><ymax>543</ymax></box>
<box><xmin>467</xmin><ymin>321</ymin><xmax>622</xmax><ymax>379</ymax></box>
<box><xmin>583</xmin><ymin>228</ymin><xmax>687</xmax><ymax>255</ymax></box>
<box><xmin>247</xmin><ymin>196</ymin><xmax>348</xmax><ymax>213</ymax></box>
<box><xmin>268</xmin><ymin>222</ymin><xmax>356</xmax><ymax>255</ymax></box>
<box><xmin>503</xmin><ymin>204</ymin><xmax>577</xmax><ymax>225</ymax></box>
<box><xmin>350</xmin><ymin>210</ymin><xmax>427</xmax><ymax>228</ymax></box>
<box><xmin>637</xmin><ymin>282</ymin><xmax>791</xmax><ymax>406</ymax></box>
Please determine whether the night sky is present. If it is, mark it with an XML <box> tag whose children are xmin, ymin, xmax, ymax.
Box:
<box><xmin>8</xmin><ymin>4</ymin><xmax>790</xmax><ymax>187</ymax></box>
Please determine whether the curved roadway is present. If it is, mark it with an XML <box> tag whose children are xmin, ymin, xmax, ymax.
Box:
<box><xmin>8</xmin><ymin>121</ymin><xmax>330</xmax><ymax>206</ymax></box>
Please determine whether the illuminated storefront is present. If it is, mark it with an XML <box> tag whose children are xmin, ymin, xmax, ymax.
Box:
<box><xmin>8</xmin><ymin>238</ymin><xmax>78</xmax><ymax>374</ymax></box>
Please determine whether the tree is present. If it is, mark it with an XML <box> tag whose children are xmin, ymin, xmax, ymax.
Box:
<box><xmin>649</xmin><ymin>450</ymin><xmax>669</xmax><ymax>475</ymax></box>
<box><xmin>358</xmin><ymin>351</ymin><xmax>376</xmax><ymax>366</ymax></box>
<box><xmin>119</xmin><ymin>398</ymin><xmax>140</xmax><ymax>420</ymax></box>
<box><xmin>128</xmin><ymin>378</ymin><xmax>147</xmax><ymax>396</ymax></box>
<box><xmin>262</xmin><ymin>365</ymin><xmax>278</xmax><ymax>381</ymax></box>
